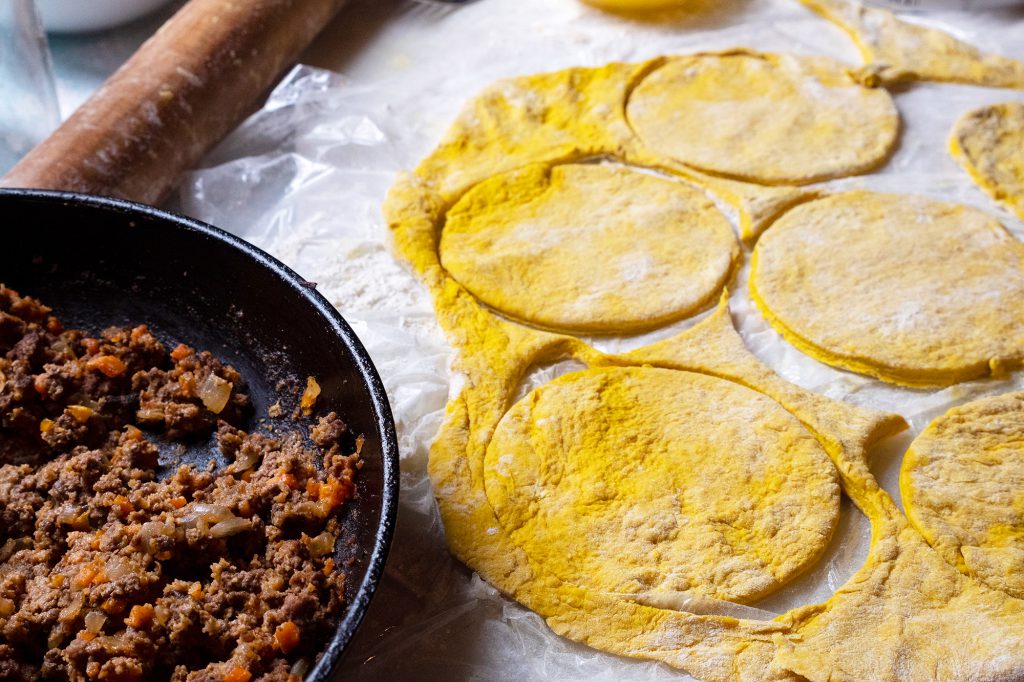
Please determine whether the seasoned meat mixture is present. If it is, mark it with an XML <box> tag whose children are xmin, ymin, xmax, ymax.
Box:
<box><xmin>0</xmin><ymin>286</ymin><xmax>361</xmax><ymax>682</ymax></box>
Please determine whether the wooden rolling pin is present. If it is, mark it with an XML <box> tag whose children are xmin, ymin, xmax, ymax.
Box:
<box><xmin>0</xmin><ymin>0</ymin><xmax>347</xmax><ymax>205</ymax></box>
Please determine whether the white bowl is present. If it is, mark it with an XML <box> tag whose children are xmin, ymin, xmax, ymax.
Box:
<box><xmin>36</xmin><ymin>0</ymin><xmax>173</xmax><ymax>33</ymax></box>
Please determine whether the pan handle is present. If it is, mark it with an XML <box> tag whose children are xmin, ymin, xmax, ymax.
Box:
<box><xmin>0</xmin><ymin>0</ymin><xmax>346</xmax><ymax>205</ymax></box>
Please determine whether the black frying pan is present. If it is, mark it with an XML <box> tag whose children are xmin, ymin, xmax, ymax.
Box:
<box><xmin>1</xmin><ymin>188</ymin><xmax>399</xmax><ymax>681</ymax></box>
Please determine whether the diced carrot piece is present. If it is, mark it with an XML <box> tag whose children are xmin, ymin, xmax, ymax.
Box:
<box><xmin>102</xmin><ymin>597</ymin><xmax>126</xmax><ymax>615</ymax></box>
<box><xmin>73</xmin><ymin>566</ymin><xmax>96</xmax><ymax>590</ymax></box>
<box><xmin>82</xmin><ymin>338</ymin><xmax>100</xmax><ymax>356</ymax></box>
<box><xmin>274</xmin><ymin>621</ymin><xmax>300</xmax><ymax>654</ymax></box>
<box><xmin>87</xmin><ymin>355</ymin><xmax>127</xmax><ymax>378</ymax></box>
<box><xmin>170</xmin><ymin>496</ymin><xmax>187</xmax><ymax>509</ymax></box>
<box><xmin>49</xmin><ymin>574</ymin><xmax>65</xmax><ymax>588</ymax></box>
<box><xmin>322</xmin><ymin>558</ymin><xmax>335</xmax><ymax>576</ymax></box>
<box><xmin>170</xmin><ymin>343</ymin><xmax>192</xmax><ymax>361</ymax></box>
<box><xmin>39</xmin><ymin>418</ymin><xmax>54</xmax><ymax>433</ymax></box>
<box><xmin>306</xmin><ymin>480</ymin><xmax>319</xmax><ymax>499</ymax></box>
<box><xmin>317</xmin><ymin>478</ymin><xmax>351</xmax><ymax>512</ymax></box>
<box><xmin>224</xmin><ymin>667</ymin><xmax>252</xmax><ymax>682</ymax></box>
<box><xmin>67</xmin><ymin>405</ymin><xmax>94</xmax><ymax>423</ymax></box>
<box><xmin>129</xmin><ymin>325</ymin><xmax>149</xmax><ymax>342</ymax></box>
<box><xmin>33</xmin><ymin>375</ymin><xmax>48</xmax><ymax>396</ymax></box>
<box><xmin>299</xmin><ymin>376</ymin><xmax>321</xmax><ymax>416</ymax></box>
<box><xmin>79</xmin><ymin>630</ymin><xmax>97</xmax><ymax>642</ymax></box>
<box><xmin>113</xmin><ymin>495</ymin><xmax>134</xmax><ymax>516</ymax></box>
<box><xmin>125</xmin><ymin>604</ymin><xmax>154</xmax><ymax>629</ymax></box>
<box><xmin>178</xmin><ymin>374</ymin><xmax>196</xmax><ymax>396</ymax></box>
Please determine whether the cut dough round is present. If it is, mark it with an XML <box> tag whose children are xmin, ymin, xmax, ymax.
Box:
<box><xmin>440</xmin><ymin>163</ymin><xmax>738</xmax><ymax>334</ymax></box>
<box><xmin>483</xmin><ymin>366</ymin><xmax>840</xmax><ymax>603</ymax></box>
<box><xmin>951</xmin><ymin>102</ymin><xmax>1024</xmax><ymax>220</ymax></box>
<box><xmin>751</xmin><ymin>191</ymin><xmax>1024</xmax><ymax>387</ymax></box>
<box><xmin>901</xmin><ymin>392</ymin><xmax>1024</xmax><ymax>599</ymax></box>
<box><xmin>625</xmin><ymin>51</ymin><xmax>899</xmax><ymax>185</ymax></box>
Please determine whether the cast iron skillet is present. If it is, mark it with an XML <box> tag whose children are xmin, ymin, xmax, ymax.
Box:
<box><xmin>1</xmin><ymin>188</ymin><xmax>399</xmax><ymax>681</ymax></box>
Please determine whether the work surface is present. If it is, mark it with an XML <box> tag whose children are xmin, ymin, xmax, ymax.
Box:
<box><xmin>49</xmin><ymin>0</ymin><xmax>1024</xmax><ymax>679</ymax></box>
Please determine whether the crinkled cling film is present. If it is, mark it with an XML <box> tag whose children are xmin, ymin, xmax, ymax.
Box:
<box><xmin>385</xmin><ymin>41</ymin><xmax>1024</xmax><ymax>680</ymax></box>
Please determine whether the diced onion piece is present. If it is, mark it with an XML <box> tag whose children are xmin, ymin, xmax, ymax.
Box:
<box><xmin>0</xmin><ymin>538</ymin><xmax>30</xmax><ymax>563</ymax></box>
<box><xmin>136</xmin><ymin>405</ymin><xmax>165</xmax><ymax>423</ymax></box>
<box><xmin>178</xmin><ymin>503</ymin><xmax>234</xmax><ymax>527</ymax></box>
<box><xmin>209</xmin><ymin>517</ymin><xmax>251</xmax><ymax>538</ymax></box>
<box><xmin>0</xmin><ymin>597</ymin><xmax>14</xmax><ymax>617</ymax></box>
<box><xmin>290</xmin><ymin>658</ymin><xmax>311</xmax><ymax>678</ymax></box>
<box><xmin>84</xmin><ymin>610</ymin><xmax>107</xmax><ymax>633</ymax></box>
<box><xmin>57</xmin><ymin>504</ymin><xmax>88</xmax><ymax>528</ymax></box>
<box><xmin>60</xmin><ymin>594</ymin><xmax>84</xmax><ymax>622</ymax></box>
<box><xmin>300</xmin><ymin>376</ymin><xmax>321</xmax><ymax>416</ymax></box>
<box><xmin>105</xmin><ymin>557</ymin><xmax>131</xmax><ymax>581</ymax></box>
<box><xmin>198</xmin><ymin>373</ymin><xmax>232</xmax><ymax>414</ymax></box>
<box><xmin>137</xmin><ymin>521</ymin><xmax>175</xmax><ymax>553</ymax></box>
<box><xmin>233</xmin><ymin>445</ymin><xmax>260</xmax><ymax>472</ymax></box>
<box><xmin>306</xmin><ymin>532</ymin><xmax>335</xmax><ymax>558</ymax></box>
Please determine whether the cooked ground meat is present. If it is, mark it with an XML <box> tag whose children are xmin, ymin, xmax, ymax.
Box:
<box><xmin>0</xmin><ymin>286</ymin><xmax>361</xmax><ymax>682</ymax></box>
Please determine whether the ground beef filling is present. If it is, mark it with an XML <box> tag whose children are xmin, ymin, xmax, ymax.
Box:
<box><xmin>0</xmin><ymin>286</ymin><xmax>361</xmax><ymax>682</ymax></box>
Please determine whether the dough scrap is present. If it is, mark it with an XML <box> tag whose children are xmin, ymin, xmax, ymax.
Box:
<box><xmin>901</xmin><ymin>392</ymin><xmax>1024</xmax><ymax>600</ymax></box>
<box><xmin>626</xmin><ymin>51</ymin><xmax>899</xmax><ymax>185</ymax></box>
<box><xmin>440</xmin><ymin>163</ymin><xmax>738</xmax><ymax>334</ymax></box>
<box><xmin>951</xmin><ymin>101</ymin><xmax>1024</xmax><ymax>221</ymax></box>
<box><xmin>751</xmin><ymin>191</ymin><xmax>1024</xmax><ymax>387</ymax></box>
<box><xmin>485</xmin><ymin>366</ymin><xmax>839</xmax><ymax>603</ymax></box>
<box><xmin>800</xmin><ymin>0</ymin><xmax>1024</xmax><ymax>89</ymax></box>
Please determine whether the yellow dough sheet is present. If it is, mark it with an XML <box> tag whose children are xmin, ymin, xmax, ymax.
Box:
<box><xmin>386</xmin><ymin>37</ymin><xmax>1024</xmax><ymax>677</ymax></box>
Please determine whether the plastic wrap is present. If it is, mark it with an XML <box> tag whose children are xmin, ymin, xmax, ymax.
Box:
<box><xmin>177</xmin><ymin>0</ymin><xmax>1024</xmax><ymax>678</ymax></box>
<box><xmin>0</xmin><ymin>0</ymin><xmax>58</xmax><ymax>173</ymax></box>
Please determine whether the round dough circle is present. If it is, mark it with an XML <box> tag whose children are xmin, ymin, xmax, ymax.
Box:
<box><xmin>951</xmin><ymin>102</ymin><xmax>1024</xmax><ymax>220</ymax></box>
<box><xmin>751</xmin><ymin>191</ymin><xmax>1024</xmax><ymax>387</ymax></box>
<box><xmin>483</xmin><ymin>366</ymin><xmax>840</xmax><ymax>603</ymax></box>
<box><xmin>626</xmin><ymin>52</ymin><xmax>899</xmax><ymax>185</ymax></box>
<box><xmin>901</xmin><ymin>392</ymin><xmax>1024</xmax><ymax>599</ymax></box>
<box><xmin>439</xmin><ymin>163</ymin><xmax>738</xmax><ymax>334</ymax></box>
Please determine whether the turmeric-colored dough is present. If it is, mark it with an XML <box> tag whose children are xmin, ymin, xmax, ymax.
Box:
<box><xmin>799</xmin><ymin>0</ymin><xmax>1024</xmax><ymax>89</ymax></box>
<box><xmin>440</xmin><ymin>163</ymin><xmax>738</xmax><ymax>333</ymax></box>
<box><xmin>751</xmin><ymin>191</ymin><xmax>1024</xmax><ymax>388</ymax></box>
<box><xmin>951</xmin><ymin>102</ymin><xmax>1024</xmax><ymax>221</ymax></box>
<box><xmin>626</xmin><ymin>51</ymin><xmax>899</xmax><ymax>185</ymax></box>
<box><xmin>902</xmin><ymin>392</ymin><xmax>1024</xmax><ymax>600</ymax></box>
<box><xmin>384</xmin><ymin>46</ymin><xmax>1024</xmax><ymax>680</ymax></box>
<box><xmin>410</xmin><ymin>50</ymin><xmax>854</xmax><ymax>240</ymax></box>
<box><xmin>485</xmin><ymin>366</ymin><xmax>839</xmax><ymax>603</ymax></box>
